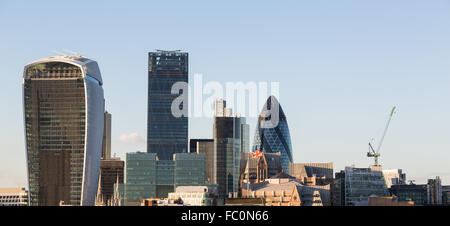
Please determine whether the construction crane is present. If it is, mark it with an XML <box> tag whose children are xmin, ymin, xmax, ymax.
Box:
<box><xmin>367</xmin><ymin>106</ymin><xmax>396</xmax><ymax>166</ymax></box>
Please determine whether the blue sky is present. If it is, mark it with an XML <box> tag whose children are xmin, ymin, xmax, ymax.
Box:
<box><xmin>1</xmin><ymin>0</ymin><xmax>450</xmax><ymax>187</ymax></box>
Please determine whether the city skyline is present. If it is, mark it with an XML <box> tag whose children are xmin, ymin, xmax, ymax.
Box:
<box><xmin>1</xmin><ymin>1</ymin><xmax>450</xmax><ymax>188</ymax></box>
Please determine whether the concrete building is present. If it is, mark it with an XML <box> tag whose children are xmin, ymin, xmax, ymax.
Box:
<box><xmin>382</xmin><ymin>169</ymin><xmax>406</xmax><ymax>188</ymax></box>
<box><xmin>168</xmin><ymin>185</ymin><xmax>218</xmax><ymax>206</ymax></box>
<box><xmin>140</xmin><ymin>198</ymin><xmax>183</xmax><ymax>206</ymax></box>
<box><xmin>102</xmin><ymin>111</ymin><xmax>112</xmax><ymax>159</ymax></box>
<box><xmin>242</xmin><ymin>173</ymin><xmax>330</xmax><ymax>206</ymax></box>
<box><xmin>0</xmin><ymin>188</ymin><xmax>28</xmax><ymax>206</ymax></box>
<box><xmin>224</xmin><ymin>198</ymin><xmax>265</xmax><ymax>206</ymax></box>
<box><xmin>191</xmin><ymin>139</ymin><xmax>215</xmax><ymax>183</ymax></box>
<box><xmin>99</xmin><ymin>158</ymin><xmax>124</xmax><ymax>205</ymax></box>
<box><xmin>289</xmin><ymin>162</ymin><xmax>334</xmax><ymax>186</ymax></box>
<box><xmin>428</xmin><ymin>176</ymin><xmax>442</xmax><ymax>205</ymax></box>
<box><xmin>23</xmin><ymin>55</ymin><xmax>104</xmax><ymax>206</ymax></box>
<box><xmin>344</xmin><ymin>165</ymin><xmax>389</xmax><ymax>206</ymax></box>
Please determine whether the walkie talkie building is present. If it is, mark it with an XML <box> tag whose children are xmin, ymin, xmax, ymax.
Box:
<box><xmin>23</xmin><ymin>55</ymin><xmax>104</xmax><ymax>206</ymax></box>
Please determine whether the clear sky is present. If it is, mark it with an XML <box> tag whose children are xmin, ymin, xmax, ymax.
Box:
<box><xmin>1</xmin><ymin>0</ymin><xmax>450</xmax><ymax>187</ymax></box>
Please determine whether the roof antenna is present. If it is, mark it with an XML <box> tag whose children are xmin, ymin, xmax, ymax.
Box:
<box><xmin>62</xmin><ymin>49</ymin><xmax>81</xmax><ymax>56</ymax></box>
<box><xmin>52</xmin><ymin>50</ymin><xmax>67</xmax><ymax>56</ymax></box>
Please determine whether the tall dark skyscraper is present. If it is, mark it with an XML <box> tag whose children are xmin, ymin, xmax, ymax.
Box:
<box><xmin>212</xmin><ymin>99</ymin><xmax>248</xmax><ymax>198</ymax></box>
<box><xmin>23</xmin><ymin>55</ymin><xmax>104</xmax><ymax>206</ymax></box>
<box><xmin>147</xmin><ymin>50</ymin><xmax>188</xmax><ymax>160</ymax></box>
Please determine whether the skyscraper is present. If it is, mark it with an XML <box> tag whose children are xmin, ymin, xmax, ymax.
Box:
<box><xmin>252</xmin><ymin>96</ymin><xmax>293</xmax><ymax>173</ymax></box>
<box><xmin>213</xmin><ymin>99</ymin><xmax>248</xmax><ymax>198</ymax></box>
<box><xmin>23</xmin><ymin>55</ymin><xmax>104</xmax><ymax>206</ymax></box>
<box><xmin>147</xmin><ymin>50</ymin><xmax>188</xmax><ymax>160</ymax></box>
<box><xmin>102</xmin><ymin>111</ymin><xmax>112</xmax><ymax>159</ymax></box>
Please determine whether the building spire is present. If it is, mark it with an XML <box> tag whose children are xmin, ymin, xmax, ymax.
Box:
<box><xmin>95</xmin><ymin>173</ymin><xmax>104</xmax><ymax>206</ymax></box>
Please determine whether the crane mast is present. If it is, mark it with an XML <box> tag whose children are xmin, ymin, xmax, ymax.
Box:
<box><xmin>368</xmin><ymin>106</ymin><xmax>396</xmax><ymax>166</ymax></box>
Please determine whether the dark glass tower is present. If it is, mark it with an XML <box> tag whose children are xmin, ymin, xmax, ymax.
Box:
<box><xmin>214</xmin><ymin>116</ymin><xmax>243</xmax><ymax>198</ymax></box>
<box><xmin>252</xmin><ymin>96</ymin><xmax>293</xmax><ymax>173</ymax></box>
<box><xmin>147</xmin><ymin>50</ymin><xmax>188</xmax><ymax>160</ymax></box>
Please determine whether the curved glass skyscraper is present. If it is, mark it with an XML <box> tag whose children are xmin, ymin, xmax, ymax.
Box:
<box><xmin>23</xmin><ymin>55</ymin><xmax>104</xmax><ymax>206</ymax></box>
<box><xmin>252</xmin><ymin>96</ymin><xmax>293</xmax><ymax>173</ymax></box>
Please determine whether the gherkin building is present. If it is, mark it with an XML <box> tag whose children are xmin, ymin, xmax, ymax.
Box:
<box><xmin>252</xmin><ymin>96</ymin><xmax>293</xmax><ymax>173</ymax></box>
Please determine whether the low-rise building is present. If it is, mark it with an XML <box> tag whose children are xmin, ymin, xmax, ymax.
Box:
<box><xmin>344</xmin><ymin>165</ymin><xmax>389</xmax><ymax>206</ymax></box>
<box><xmin>289</xmin><ymin>162</ymin><xmax>333</xmax><ymax>186</ymax></box>
<box><xmin>442</xmin><ymin>186</ymin><xmax>450</xmax><ymax>205</ymax></box>
<box><xmin>168</xmin><ymin>185</ymin><xmax>218</xmax><ymax>206</ymax></box>
<box><xmin>140</xmin><ymin>198</ymin><xmax>183</xmax><ymax>206</ymax></box>
<box><xmin>382</xmin><ymin>169</ymin><xmax>406</xmax><ymax>188</ymax></box>
<box><xmin>390</xmin><ymin>183</ymin><xmax>428</xmax><ymax>206</ymax></box>
<box><xmin>125</xmin><ymin>152</ymin><xmax>206</xmax><ymax>205</ymax></box>
<box><xmin>0</xmin><ymin>188</ymin><xmax>28</xmax><ymax>206</ymax></box>
<box><xmin>369</xmin><ymin>196</ymin><xmax>414</xmax><ymax>206</ymax></box>
<box><xmin>242</xmin><ymin>172</ymin><xmax>330</xmax><ymax>206</ymax></box>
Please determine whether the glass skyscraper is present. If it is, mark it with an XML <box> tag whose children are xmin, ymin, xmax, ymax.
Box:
<box><xmin>252</xmin><ymin>96</ymin><xmax>293</xmax><ymax>173</ymax></box>
<box><xmin>147</xmin><ymin>50</ymin><xmax>188</xmax><ymax>160</ymax></box>
<box><xmin>23</xmin><ymin>55</ymin><xmax>104</xmax><ymax>206</ymax></box>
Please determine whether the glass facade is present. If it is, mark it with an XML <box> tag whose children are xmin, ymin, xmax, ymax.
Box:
<box><xmin>252</xmin><ymin>96</ymin><xmax>293</xmax><ymax>173</ymax></box>
<box><xmin>147</xmin><ymin>51</ymin><xmax>188</xmax><ymax>160</ymax></box>
<box><xmin>125</xmin><ymin>152</ymin><xmax>205</xmax><ymax>203</ymax></box>
<box><xmin>125</xmin><ymin>152</ymin><xmax>157</xmax><ymax>204</ymax></box>
<box><xmin>344</xmin><ymin>166</ymin><xmax>389</xmax><ymax>206</ymax></box>
<box><xmin>214</xmin><ymin>116</ymin><xmax>242</xmax><ymax>197</ymax></box>
<box><xmin>174</xmin><ymin>153</ymin><xmax>206</xmax><ymax>186</ymax></box>
<box><xmin>391</xmin><ymin>184</ymin><xmax>428</xmax><ymax>206</ymax></box>
<box><xmin>23</xmin><ymin>57</ymin><xmax>104</xmax><ymax>206</ymax></box>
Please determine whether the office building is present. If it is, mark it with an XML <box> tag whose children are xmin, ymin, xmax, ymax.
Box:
<box><xmin>23</xmin><ymin>55</ymin><xmax>104</xmax><ymax>206</ymax></box>
<box><xmin>125</xmin><ymin>152</ymin><xmax>206</xmax><ymax>205</ymax></box>
<box><xmin>289</xmin><ymin>162</ymin><xmax>334</xmax><ymax>186</ymax></box>
<box><xmin>214</xmin><ymin>98</ymin><xmax>232</xmax><ymax>117</ymax></box>
<box><xmin>147</xmin><ymin>50</ymin><xmax>188</xmax><ymax>160</ymax></box>
<box><xmin>174</xmin><ymin>153</ymin><xmax>206</xmax><ymax>186</ymax></box>
<box><xmin>242</xmin><ymin>173</ymin><xmax>330</xmax><ymax>206</ymax></box>
<box><xmin>333</xmin><ymin>170</ymin><xmax>346</xmax><ymax>206</ymax></box>
<box><xmin>382</xmin><ymin>169</ymin><xmax>406</xmax><ymax>188</ymax></box>
<box><xmin>344</xmin><ymin>165</ymin><xmax>389</xmax><ymax>206</ymax></box>
<box><xmin>368</xmin><ymin>196</ymin><xmax>414</xmax><ymax>206</ymax></box>
<box><xmin>168</xmin><ymin>185</ymin><xmax>218</xmax><ymax>206</ymax></box>
<box><xmin>428</xmin><ymin>176</ymin><xmax>442</xmax><ymax>205</ymax></box>
<box><xmin>391</xmin><ymin>183</ymin><xmax>428</xmax><ymax>206</ymax></box>
<box><xmin>0</xmin><ymin>188</ymin><xmax>28</xmax><ymax>206</ymax></box>
<box><xmin>125</xmin><ymin>152</ymin><xmax>158</xmax><ymax>205</ymax></box>
<box><xmin>102</xmin><ymin>111</ymin><xmax>112</xmax><ymax>159</ymax></box>
<box><xmin>442</xmin><ymin>186</ymin><xmax>450</xmax><ymax>205</ymax></box>
<box><xmin>213</xmin><ymin>100</ymin><xmax>249</xmax><ymax>198</ymax></box>
<box><xmin>99</xmin><ymin>158</ymin><xmax>124</xmax><ymax>205</ymax></box>
<box><xmin>191</xmin><ymin>139</ymin><xmax>214</xmax><ymax>183</ymax></box>
<box><xmin>252</xmin><ymin>96</ymin><xmax>293</xmax><ymax>173</ymax></box>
